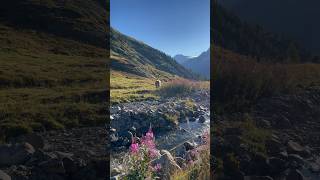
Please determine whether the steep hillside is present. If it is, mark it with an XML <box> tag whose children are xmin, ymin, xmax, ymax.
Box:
<box><xmin>217</xmin><ymin>0</ymin><xmax>320</xmax><ymax>55</ymax></box>
<box><xmin>0</xmin><ymin>0</ymin><xmax>108</xmax><ymax>141</ymax></box>
<box><xmin>174</xmin><ymin>49</ymin><xmax>210</xmax><ymax>79</ymax></box>
<box><xmin>0</xmin><ymin>0</ymin><xmax>108</xmax><ymax>48</ymax></box>
<box><xmin>110</xmin><ymin>28</ymin><xmax>199</xmax><ymax>79</ymax></box>
<box><xmin>212</xmin><ymin>2</ymin><xmax>311</xmax><ymax>63</ymax></box>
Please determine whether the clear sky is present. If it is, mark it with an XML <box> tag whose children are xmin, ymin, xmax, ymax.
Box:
<box><xmin>111</xmin><ymin>0</ymin><xmax>210</xmax><ymax>57</ymax></box>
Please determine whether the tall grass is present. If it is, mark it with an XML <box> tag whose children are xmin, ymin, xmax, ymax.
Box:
<box><xmin>212</xmin><ymin>48</ymin><xmax>320</xmax><ymax>113</ymax></box>
<box><xmin>157</xmin><ymin>78</ymin><xmax>208</xmax><ymax>98</ymax></box>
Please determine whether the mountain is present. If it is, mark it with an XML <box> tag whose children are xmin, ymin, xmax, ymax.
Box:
<box><xmin>174</xmin><ymin>49</ymin><xmax>210</xmax><ymax>79</ymax></box>
<box><xmin>212</xmin><ymin>2</ymin><xmax>312</xmax><ymax>63</ymax></box>
<box><xmin>110</xmin><ymin>28</ymin><xmax>199</xmax><ymax>79</ymax></box>
<box><xmin>217</xmin><ymin>0</ymin><xmax>320</xmax><ymax>55</ymax></box>
<box><xmin>0</xmin><ymin>0</ymin><xmax>108</xmax><ymax>48</ymax></box>
<box><xmin>174</xmin><ymin>54</ymin><xmax>193</xmax><ymax>65</ymax></box>
<box><xmin>0</xmin><ymin>0</ymin><xmax>108</xmax><ymax>140</ymax></box>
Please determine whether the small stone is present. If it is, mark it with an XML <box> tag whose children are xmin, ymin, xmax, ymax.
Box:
<box><xmin>183</xmin><ymin>142</ymin><xmax>195</xmax><ymax>151</ymax></box>
<box><xmin>0</xmin><ymin>170</ymin><xmax>11</xmax><ymax>180</ymax></box>
<box><xmin>198</xmin><ymin>115</ymin><xmax>206</xmax><ymax>123</ymax></box>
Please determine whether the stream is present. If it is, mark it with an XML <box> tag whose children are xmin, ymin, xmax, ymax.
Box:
<box><xmin>110</xmin><ymin>100</ymin><xmax>210</xmax><ymax>171</ymax></box>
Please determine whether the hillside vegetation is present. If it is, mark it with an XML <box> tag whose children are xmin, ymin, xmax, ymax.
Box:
<box><xmin>0</xmin><ymin>0</ymin><xmax>108</xmax><ymax>141</ymax></box>
<box><xmin>110</xmin><ymin>28</ymin><xmax>199</xmax><ymax>79</ymax></box>
<box><xmin>213</xmin><ymin>2</ymin><xmax>313</xmax><ymax>63</ymax></box>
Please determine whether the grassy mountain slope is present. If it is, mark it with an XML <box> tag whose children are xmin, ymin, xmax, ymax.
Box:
<box><xmin>0</xmin><ymin>0</ymin><xmax>108</xmax><ymax>141</ymax></box>
<box><xmin>217</xmin><ymin>0</ymin><xmax>320</xmax><ymax>55</ymax></box>
<box><xmin>1</xmin><ymin>0</ymin><xmax>108</xmax><ymax>48</ymax></box>
<box><xmin>110</xmin><ymin>28</ymin><xmax>199</xmax><ymax>79</ymax></box>
<box><xmin>212</xmin><ymin>2</ymin><xmax>312</xmax><ymax>63</ymax></box>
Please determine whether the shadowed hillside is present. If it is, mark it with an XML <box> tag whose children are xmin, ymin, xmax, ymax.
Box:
<box><xmin>0</xmin><ymin>0</ymin><xmax>108</xmax><ymax>141</ymax></box>
<box><xmin>110</xmin><ymin>28</ymin><xmax>199</xmax><ymax>79</ymax></box>
<box><xmin>0</xmin><ymin>0</ymin><xmax>108</xmax><ymax>48</ymax></box>
<box><xmin>212</xmin><ymin>2</ymin><xmax>314</xmax><ymax>63</ymax></box>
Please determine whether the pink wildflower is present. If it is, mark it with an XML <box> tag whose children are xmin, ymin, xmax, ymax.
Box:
<box><xmin>188</xmin><ymin>160</ymin><xmax>194</xmax><ymax>165</ymax></box>
<box><xmin>130</xmin><ymin>138</ymin><xmax>139</xmax><ymax>154</ymax></box>
<box><xmin>130</xmin><ymin>143</ymin><xmax>139</xmax><ymax>154</ymax></box>
<box><xmin>148</xmin><ymin>148</ymin><xmax>159</xmax><ymax>158</ymax></box>
<box><xmin>141</xmin><ymin>137</ymin><xmax>156</xmax><ymax>149</ymax></box>
<box><xmin>150</xmin><ymin>163</ymin><xmax>161</xmax><ymax>172</ymax></box>
<box><xmin>146</xmin><ymin>126</ymin><xmax>154</xmax><ymax>139</ymax></box>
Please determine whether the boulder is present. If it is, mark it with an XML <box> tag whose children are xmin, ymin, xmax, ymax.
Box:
<box><xmin>157</xmin><ymin>150</ymin><xmax>181</xmax><ymax>179</ymax></box>
<box><xmin>287</xmin><ymin>141</ymin><xmax>304</xmax><ymax>154</ymax></box>
<box><xmin>0</xmin><ymin>170</ymin><xmax>11</xmax><ymax>180</ymax></box>
<box><xmin>0</xmin><ymin>143</ymin><xmax>35</xmax><ymax>166</ymax></box>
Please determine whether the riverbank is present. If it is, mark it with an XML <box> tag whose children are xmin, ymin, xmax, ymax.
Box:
<box><xmin>110</xmin><ymin>90</ymin><xmax>210</xmax><ymax>178</ymax></box>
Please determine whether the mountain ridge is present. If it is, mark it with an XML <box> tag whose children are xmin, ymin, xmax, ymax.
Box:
<box><xmin>110</xmin><ymin>27</ymin><xmax>199</xmax><ymax>80</ymax></box>
<box><xmin>174</xmin><ymin>49</ymin><xmax>210</xmax><ymax>79</ymax></box>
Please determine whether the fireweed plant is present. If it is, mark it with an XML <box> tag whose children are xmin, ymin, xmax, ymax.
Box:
<box><xmin>124</xmin><ymin>126</ymin><xmax>162</xmax><ymax>180</ymax></box>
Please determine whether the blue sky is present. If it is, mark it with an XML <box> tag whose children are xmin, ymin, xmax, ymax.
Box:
<box><xmin>111</xmin><ymin>0</ymin><xmax>210</xmax><ymax>57</ymax></box>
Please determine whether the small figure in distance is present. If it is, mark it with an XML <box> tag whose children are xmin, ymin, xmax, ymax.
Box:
<box><xmin>155</xmin><ymin>79</ymin><xmax>161</xmax><ymax>88</ymax></box>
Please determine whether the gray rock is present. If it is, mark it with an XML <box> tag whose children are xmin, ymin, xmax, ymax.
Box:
<box><xmin>157</xmin><ymin>150</ymin><xmax>181</xmax><ymax>179</ymax></box>
<box><xmin>183</xmin><ymin>142</ymin><xmax>195</xmax><ymax>151</ymax></box>
<box><xmin>23</xmin><ymin>133</ymin><xmax>45</xmax><ymax>150</ymax></box>
<box><xmin>38</xmin><ymin>158</ymin><xmax>65</xmax><ymax>174</ymax></box>
<box><xmin>0</xmin><ymin>170</ymin><xmax>11</xmax><ymax>180</ymax></box>
<box><xmin>308</xmin><ymin>162</ymin><xmax>320</xmax><ymax>173</ymax></box>
<box><xmin>111</xmin><ymin>167</ymin><xmax>121</xmax><ymax>176</ymax></box>
<box><xmin>288</xmin><ymin>154</ymin><xmax>305</xmax><ymax>165</ymax></box>
<box><xmin>286</xmin><ymin>169</ymin><xmax>305</xmax><ymax>180</ymax></box>
<box><xmin>198</xmin><ymin>115</ymin><xmax>206</xmax><ymax>123</ymax></box>
<box><xmin>287</xmin><ymin>141</ymin><xmax>304</xmax><ymax>153</ymax></box>
<box><xmin>0</xmin><ymin>143</ymin><xmax>35</xmax><ymax>166</ymax></box>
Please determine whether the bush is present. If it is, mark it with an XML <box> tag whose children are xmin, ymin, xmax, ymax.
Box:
<box><xmin>156</xmin><ymin>79</ymin><xmax>198</xmax><ymax>98</ymax></box>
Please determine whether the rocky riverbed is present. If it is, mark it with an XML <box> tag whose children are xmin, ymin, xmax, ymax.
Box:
<box><xmin>110</xmin><ymin>90</ymin><xmax>210</xmax><ymax>178</ymax></box>
<box><xmin>212</xmin><ymin>86</ymin><xmax>320</xmax><ymax>180</ymax></box>
<box><xmin>0</xmin><ymin>127</ymin><xmax>107</xmax><ymax>180</ymax></box>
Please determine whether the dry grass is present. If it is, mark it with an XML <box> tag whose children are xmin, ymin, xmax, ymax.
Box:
<box><xmin>157</xmin><ymin>78</ymin><xmax>209</xmax><ymax>98</ymax></box>
<box><xmin>212</xmin><ymin>47</ymin><xmax>320</xmax><ymax>113</ymax></box>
